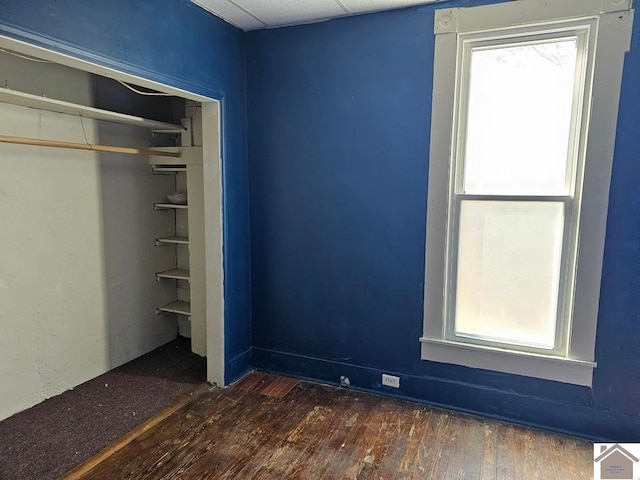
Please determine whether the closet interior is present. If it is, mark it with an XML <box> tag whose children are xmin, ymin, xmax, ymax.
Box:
<box><xmin>0</xmin><ymin>47</ymin><xmax>213</xmax><ymax>421</ymax></box>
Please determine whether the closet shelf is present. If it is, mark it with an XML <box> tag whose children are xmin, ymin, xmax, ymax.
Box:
<box><xmin>0</xmin><ymin>87</ymin><xmax>184</xmax><ymax>132</ymax></box>
<box><xmin>156</xmin><ymin>268</ymin><xmax>190</xmax><ymax>281</ymax></box>
<box><xmin>156</xmin><ymin>300</ymin><xmax>191</xmax><ymax>316</ymax></box>
<box><xmin>155</xmin><ymin>236</ymin><xmax>189</xmax><ymax>246</ymax></box>
<box><xmin>152</xmin><ymin>128</ymin><xmax>185</xmax><ymax>134</ymax></box>
<box><xmin>154</xmin><ymin>203</ymin><xmax>188</xmax><ymax>210</ymax></box>
<box><xmin>152</xmin><ymin>165</ymin><xmax>187</xmax><ymax>175</ymax></box>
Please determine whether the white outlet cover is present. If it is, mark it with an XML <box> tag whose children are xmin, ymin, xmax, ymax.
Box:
<box><xmin>382</xmin><ymin>373</ymin><xmax>400</xmax><ymax>388</ymax></box>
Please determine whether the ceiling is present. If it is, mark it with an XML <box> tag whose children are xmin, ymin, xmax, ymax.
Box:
<box><xmin>191</xmin><ymin>0</ymin><xmax>442</xmax><ymax>31</ymax></box>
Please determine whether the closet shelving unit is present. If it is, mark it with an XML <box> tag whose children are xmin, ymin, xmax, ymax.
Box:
<box><xmin>150</xmin><ymin>139</ymin><xmax>205</xmax><ymax>342</ymax></box>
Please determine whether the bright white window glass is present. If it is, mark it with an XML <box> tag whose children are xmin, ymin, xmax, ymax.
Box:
<box><xmin>462</xmin><ymin>39</ymin><xmax>579</xmax><ymax>195</ymax></box>
<box><xmin>453</xmin><ymin>201</ymin><xmax>565</xmax><ymax>349</ymax></box>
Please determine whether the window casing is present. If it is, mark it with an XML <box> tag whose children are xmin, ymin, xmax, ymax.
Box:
<box><xmin>420</xmin><ymin>0</ymin><xmax>633</xmax><ymax>386</ymax></box>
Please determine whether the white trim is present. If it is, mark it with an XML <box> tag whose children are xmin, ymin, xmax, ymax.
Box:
<box><xmin>0</xmin><ymin>34</ymin><xmax>226</xmax><ymax>386</ymax></box>
<box><xmin>435</xmin><ymin>0</ymin><xmax>632</xmax><ymax>35</ymax></box>
<box><xmin>202</xmin><ymin>101</ymin><xmax>225</xmax><ymax>386</ymax></box>
<box><xmin>434</xmin><ymin>9</ymin><xmax>458</xmax><ymax>34</ymax></box>
<box><xmin>420</xmin><ymin>338</ymin><xmax>596</xmax><ymax>386</ymax></box>
<box><xmin>423</xmin><ymin>27</ymin><xmax>456</xmax><ymax>341</ymax></box>
<box><xmin>422</xmin><ymin>0</ymin><xmax>634</xmax><ymax>386</ymax></box>
<box><xmin>569</xmin><ymin>10</ymin><xmax>633</xmax><ymax>363</ymax></box>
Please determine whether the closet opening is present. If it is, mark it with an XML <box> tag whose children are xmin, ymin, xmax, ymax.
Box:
<box><xmin>0</xmin><ymin>36</ymin><xmax>224</xmax><ymax>422</ymax></box>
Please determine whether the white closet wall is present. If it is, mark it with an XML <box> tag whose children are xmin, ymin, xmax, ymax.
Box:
<box><xmin>0</xmin><ymin>54</ymin><xmax>178</xmax><ymax>420</ymax></box>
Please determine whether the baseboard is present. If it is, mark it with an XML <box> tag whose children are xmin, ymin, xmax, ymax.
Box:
<box><xmin>252</xmin><ymin>346</ymin><xmax>637</xmax><ymax>442</ymax></box>
<box><xmin>226</xmin><ymin>347</ymin><xmax>252</xmax><ymax>385</ymax></box>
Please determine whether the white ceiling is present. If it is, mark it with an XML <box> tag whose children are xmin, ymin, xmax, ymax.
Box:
<box><xmin>191</xmin><ymin>0</ymin><xmax>442</xmax><ymax>31</ymax></box>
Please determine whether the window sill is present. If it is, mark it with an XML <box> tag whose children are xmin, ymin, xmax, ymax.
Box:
<box><xmin>419</xmin><ymin>337</ymin><xmax>596</xmax><ymax>386</ymax></box>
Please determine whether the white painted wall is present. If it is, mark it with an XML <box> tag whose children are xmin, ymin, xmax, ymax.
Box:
<box><xmin>0</xmin><ymin>54</ymin><xmax>178</xmax><ymax>420</ymax></box>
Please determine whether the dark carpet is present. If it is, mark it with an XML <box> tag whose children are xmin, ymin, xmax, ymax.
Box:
<box><xmin>0</xmin><ymin>336</ymin><xmax>206</xmax><ymax>480</ymax></box>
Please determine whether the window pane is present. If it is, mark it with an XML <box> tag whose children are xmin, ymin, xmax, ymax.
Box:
<box><xmin>463</xmin><ymin>39</ymin><xmax>578</xmax><ymax>195</ymax></box>
<box><xmin>453</xmin><ymin>201</ymin><xmax>564</xmax><ymax>349</ymax></box>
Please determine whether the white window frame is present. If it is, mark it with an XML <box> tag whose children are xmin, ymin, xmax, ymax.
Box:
<box><xmin>420</xmin><ymin>0</ymin><xmax>634</xmax><ymax>387</ymax></box>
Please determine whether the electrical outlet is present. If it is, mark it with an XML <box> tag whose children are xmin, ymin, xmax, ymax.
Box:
<box><xmin>381</xmin><ymin>373</ymin><xmax>400</xmax><ymax>388</ymax></box>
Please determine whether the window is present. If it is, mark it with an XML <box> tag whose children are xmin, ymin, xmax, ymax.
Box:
<box><xmin>421</xmin><ymin>0</ymin><xmax>633</xmax><ymax>386</ymax></box>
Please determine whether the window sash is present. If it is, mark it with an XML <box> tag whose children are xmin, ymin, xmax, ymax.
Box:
<box><xmin>444</xmin><ymin>195</ymin><xmax>576</xmax><ymax>356</ymax></box>
<box><xmin>458</xmin><ymin>37</ymin><xmax>584</xmax><ymax>196</ymax></box>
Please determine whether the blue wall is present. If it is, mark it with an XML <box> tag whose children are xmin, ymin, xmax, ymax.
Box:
<box><xmin>0</xmin><ymin>0</ymin><xmax>252</xmax><ymax>382</ymax></box>
<box><xmin>246</xmin><ymin>2</ymin><xmax>640</xmax><ymax>440</ymax></box>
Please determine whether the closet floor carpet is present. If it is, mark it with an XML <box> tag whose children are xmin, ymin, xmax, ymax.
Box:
<box><xmin>0</xmin><ymin>336</ymin><xmax>206</xmax><ymax>480</ymax></box>
<box><xmin>63</xmin><ymin>371</ymin><xmax>593</xmax><ymax>480</ymax></box>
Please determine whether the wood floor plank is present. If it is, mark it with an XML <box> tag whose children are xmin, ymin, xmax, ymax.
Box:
<box><xmin>495</xmin><ymin>423</ymin><xmax>516</xmax><ymax>480</ymax></box>
<box><xmin>449</xmin><ymin>415</ymin><xmax>483</xmax><ymax>480</ymax></box>
<box><xmin>259</xmin><ymin>374</ymin><xmax>300</xmax><ymax>398</ymax></box>
<box><xmin>393</xmin><ymin>408</ymin><xmax>431</xmax><ymax>478</ymax></box>
<box><xmin>133</xmin><ymin>391</ymin><xmax>274</xmax><ymax>479</ymax></box>
<box><xmin>356</xmin><ymin>399</ymin><xmax>409</xmax><ymax>480</ymax></box>
<box><xmin>570</xmin><ymin>437</ymin><xmax>594</xmax><ymax>480</ymax></box>
<box><xmin>511</xmin><ymin>425</ymin><xmax>529</xmax><ymax>480</ymax></box>
<box><xmin>430</xmin><ymin>413</ymin><xmax>472</xmax><ymax>479</ymax></box>
<box><xmin>67</xmin><ymin>374</ymin><xmax>594</xmax><ymax>480</ymax></box>
<box><xmin>548</xmin><ymin>434</ymin><xmax>593</xmax><ymax>480</ymax></box>
<box><xmin>233</xmin><ymin>371</ymin><xmax>299</xmax><ymax>398</ymax></box>
<box><xmin>341</xmin><ymin>403</ymin><xmax>408</xmax><ymax>480</ymax></box>
<box><xmin>375</xmin><ymin>404</ymin><xmax>422</xmax><ymax>479</ymax></box>
<box><xmin>252</xmin><ymin>386</ymin><xmax>354</xmax><ymax>479</ymax></box>
<box><xmin>182</xmin><ymin>384</ymin><xmax>318</xmax><ymax>479</ymax></box>
<box><xmin>530</xmin><ymin>429</ymin><xmax>557</xmax><ymax>480</ymax></box>
<box><xmin>294</xmin><ymin>392</ymin><xmax>376</xmax><ymax>479</ymax></box>
<box><xmin>233</xmin><ymin>371</ymin><xmax>270</xmax><ymax>392</ymax></box>
<box><xmin>478</xmin><ymin>421</ymin><xmax>497</xmax><ymax>480</ymax></box>
<box><xmin>410</xmin><ymin>408</ymin><xmax>448</xmax><ymax>479</ymax></box>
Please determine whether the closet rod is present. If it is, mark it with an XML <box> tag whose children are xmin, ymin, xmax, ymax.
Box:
<box><xmin>0</xmin><ymin>134</ymin><xmax>181</xmax><ymax>158</ymax></box>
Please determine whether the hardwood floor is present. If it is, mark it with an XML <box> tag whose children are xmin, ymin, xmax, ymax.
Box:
<box><xmin>64</xmin><ymin>372</ymin><xmax>593</xmax><ymax>479</ymax></box>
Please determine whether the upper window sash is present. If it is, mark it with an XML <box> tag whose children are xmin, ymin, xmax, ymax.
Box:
<box><xmin>453</xmin><ymin>27</ymin><xmax>591</xmax><ymax>198</ymax></box>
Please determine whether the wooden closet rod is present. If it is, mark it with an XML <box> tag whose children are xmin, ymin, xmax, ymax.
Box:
<box><xmin>0</xmin><ymin>134</ymin><xmax>181</xmax><ymax>158</ymax></box>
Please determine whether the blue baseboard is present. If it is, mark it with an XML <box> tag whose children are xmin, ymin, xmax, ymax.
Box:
<box><xmin>252</xmin><ymin>347</ymin><xmax>638</xmax><ymax>442</ymax></box>
<box><xmin>226</xmin><ymin>347</ymin><xmax>252</xmax><ymax>385</ymax></box>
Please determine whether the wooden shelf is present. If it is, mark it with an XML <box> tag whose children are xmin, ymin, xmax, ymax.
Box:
<box><xmin>156</xmin><ymin>236</ymin><xmax>189</xmax><ymax>246</ymax></box>
<box><xmin>156</xmin><ymin>268</ymin><xmax>190</xmax><ymax>281</ymax></box>
<box><xmin>0</xmin><ymin>87</ymin><xmax>184</xmax><ymax>132</ymax></box>
<box><xmin>154</xmin><ymin>203</ymin><xmax>188</xmax><ymax>210</ymax></box>
<box><xmin>157</xmin><ymin>300</ymin><xmax>191</xmax><ymax>316</ymax></box>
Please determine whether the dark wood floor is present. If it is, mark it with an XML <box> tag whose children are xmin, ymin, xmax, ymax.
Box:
<box><xmin>64</xmin><ymin>372</ymin><xmax>593</xmax><ymax>479</ymax></box>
